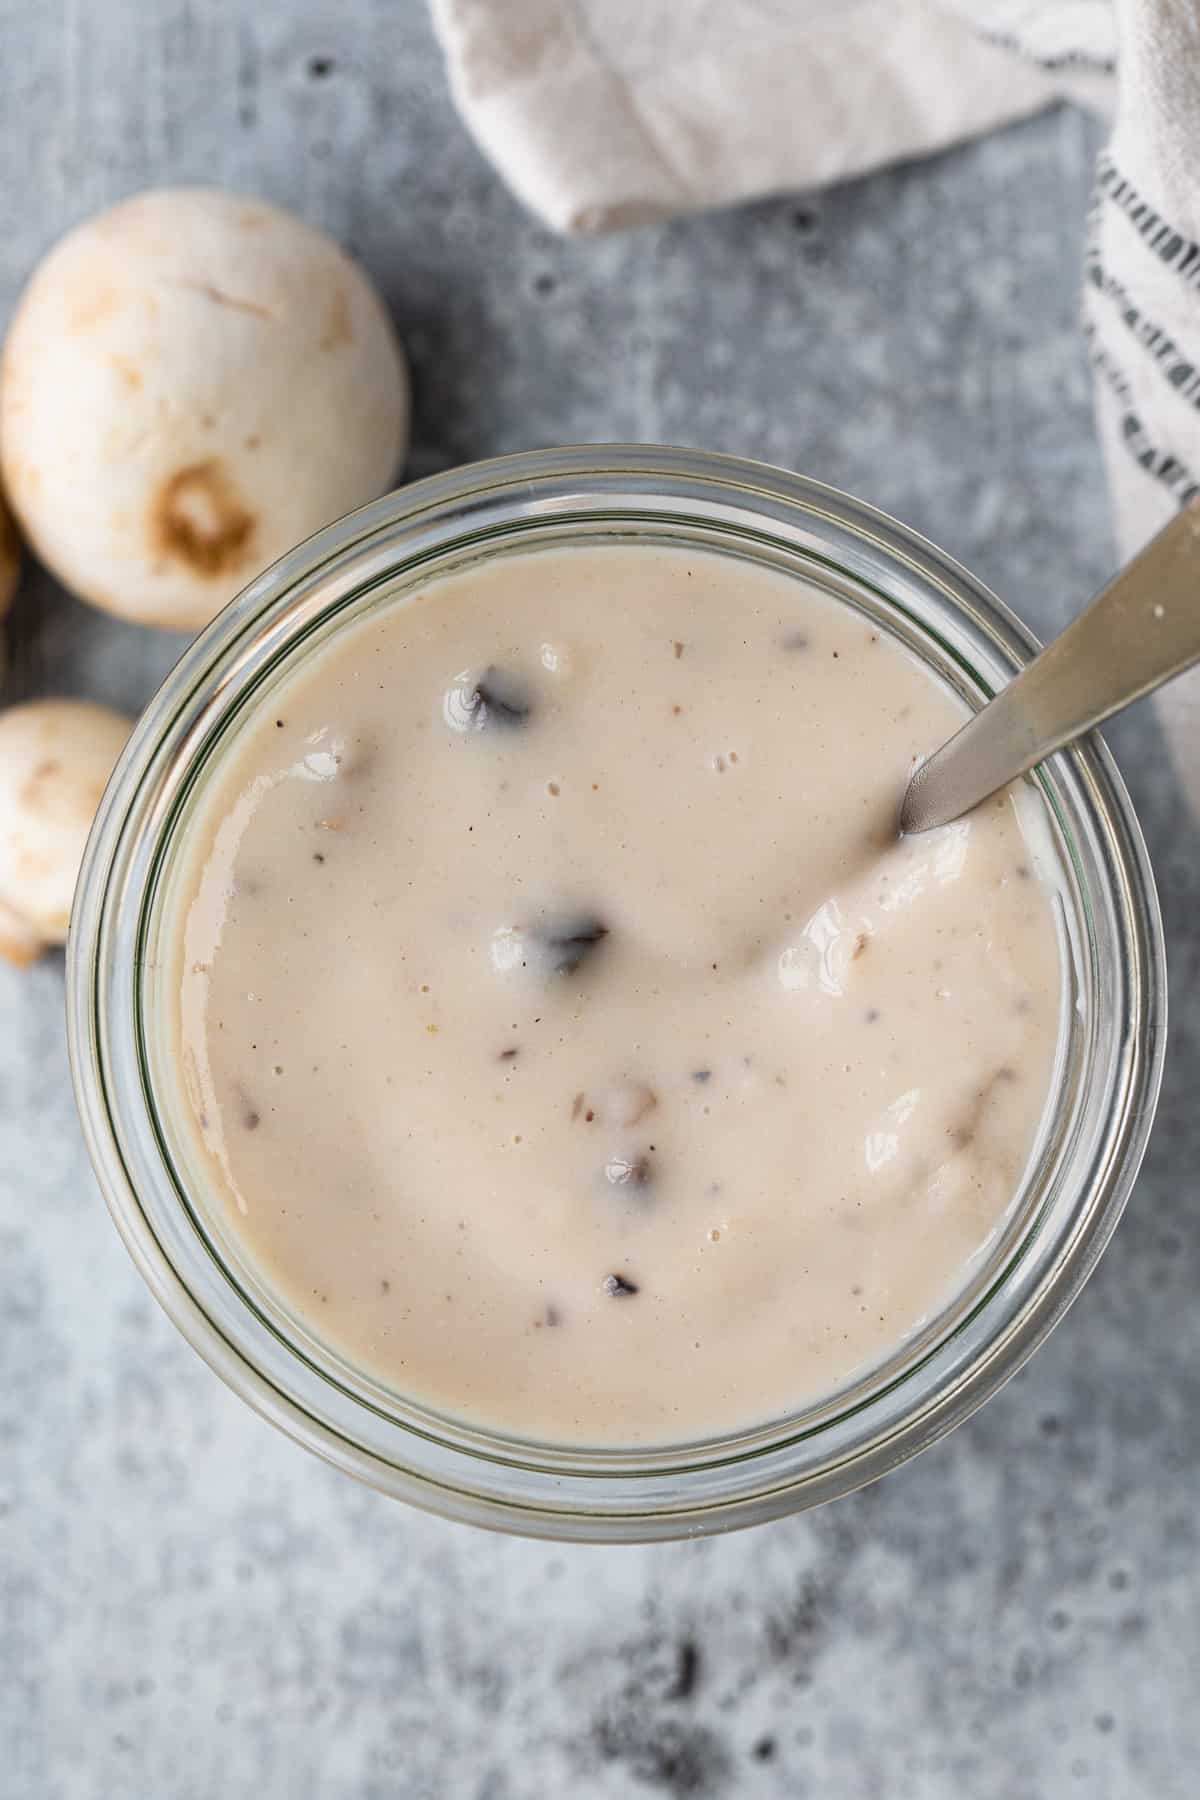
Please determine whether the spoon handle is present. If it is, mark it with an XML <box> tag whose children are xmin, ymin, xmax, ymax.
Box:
<box><xmin>901</xmin><ymin>499</ymin><xmax>1200</xmax><ymax>833</ymax></box>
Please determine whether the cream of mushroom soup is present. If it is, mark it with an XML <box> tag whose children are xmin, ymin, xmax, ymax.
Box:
<box><xmin>168</xmin><ymin>543</ymin><xmax>1062</xmax><ymax>1444</ymax></box>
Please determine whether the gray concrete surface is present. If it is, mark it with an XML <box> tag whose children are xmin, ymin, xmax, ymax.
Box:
<box><xmin>2</xmin><ymin>5</ymin><xmax>1198</xmax><ymax>1798</ymax></box>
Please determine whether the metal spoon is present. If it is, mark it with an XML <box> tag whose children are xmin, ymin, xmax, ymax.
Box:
<box><xmin>901</xmin><ymin>499</ymin><xmax>1200</xmax><ymax>833</ymax></box>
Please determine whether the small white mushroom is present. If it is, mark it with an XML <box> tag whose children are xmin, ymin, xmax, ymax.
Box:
<box><xmin>0</xmin><ymin>699</ymin><xmax>131</xmax><ymax>965</ymax></box>
<box><xmin>0</xmin><ymin>188</ymin><xmax>409</xmax><ymax>632</ymax></box>
<box><xmin>0</xmin><ymin>481</ymin><xmax>19</xmax><ymax>686</ymax></box>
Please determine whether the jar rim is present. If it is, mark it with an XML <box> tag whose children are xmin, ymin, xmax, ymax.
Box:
<box><xmin>66</xmin><ymin>445</ymin><xmax>1166</xmax><ymax>1540</ymax></box>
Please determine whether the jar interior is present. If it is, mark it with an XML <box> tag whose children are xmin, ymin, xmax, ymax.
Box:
<box><xmin>136</xmin><ymin>516</ymin><xmax>1092</xmax><ymax>1466</ymax></box>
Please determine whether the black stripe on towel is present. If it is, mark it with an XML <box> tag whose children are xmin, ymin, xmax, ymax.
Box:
<box><xmin>1096</xmin><ymin>154</ymin><xmax>1200</xmax><ymax>288</ymax></box>
<box><xmin>1085</xmin><ymin>325</ymin><xmax>1200</xmax><ymax>505</ymax></box>
<box><xmin>1084</xmin><ymin>249</ymin><xmax>1200</xmax><ymax>410</ymax></box>
<box><xmin>980</xmin><ymin>30</ymin><xmax>1114</xmax><ymax>74</ymax></box>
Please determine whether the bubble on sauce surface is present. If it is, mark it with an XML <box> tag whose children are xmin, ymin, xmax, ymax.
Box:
<box><xmin>601</xmin><ymin>1082</ymin><xmax>657</xmax><ymax>1127</ymax></box>
<box><xmin>443</xmin><ymin>665</ymin><xmax>532</xmax><ymax>731</ymax></box>
<box><xmin>603</xmin><ymin>1150</ymin><xmax>654</xmax><ymax>1193</ymax></box>
<box><xmin>292</xmin><ymin>725</ymin><xmax>349</xmax><ymax>782</ymax></box>
<box><xmin>490</xmin><ymin>915</ymin><xmax>608</xmax><ymax>978</ymax></box>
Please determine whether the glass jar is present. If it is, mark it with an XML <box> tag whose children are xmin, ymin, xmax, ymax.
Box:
<box><xmin>66</xmin><ymin>446</ymin><xmax>1165</xmax><ymax>1542</ymax></box>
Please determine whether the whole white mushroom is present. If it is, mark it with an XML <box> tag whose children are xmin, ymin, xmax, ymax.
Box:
<box><xmin>0</xmin><ymin>698</ymin><xmax>131</xmax><ymax>965</ymax></box>
<box><xmin>0</xmin><ymin>188</ymin><xmax>409</xmax><ymax>631</ymax></box>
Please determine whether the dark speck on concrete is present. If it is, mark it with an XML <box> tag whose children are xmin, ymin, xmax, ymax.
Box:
<box><xmin>591</xmin><ymin>1716</ymin><xmax>731</xmax><ymax>1798</ymax></box>
<box><xmin>668</xmin><ymin>1640</ymin><xmax>700</xmax><ymax>1702</ymax></box>
<box><xmin>765</xmin><ymin>1575</ymin><xmax>833</xmax><ymax>1668</ymax></box>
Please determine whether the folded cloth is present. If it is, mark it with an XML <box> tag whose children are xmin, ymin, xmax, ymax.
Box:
<box><xmin>433</xmin><ymin>0</ymin><xmax>1198</xmax><ymax>806</ymax></box>
<box><xmin>431</xmin><ymin>0</ymin><xmax>1114</xmax><ymax>233</ymax></box>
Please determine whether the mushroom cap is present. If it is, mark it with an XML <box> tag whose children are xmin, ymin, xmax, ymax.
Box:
<box><xmin>0</xmin><ymin>188</ymin><xmax>409</xmax><ymax>631</ymax></box>
<box><xmin>0</xmin><ymin>698</ymin><xmax>131</xmax><ymax>964</ymax></box>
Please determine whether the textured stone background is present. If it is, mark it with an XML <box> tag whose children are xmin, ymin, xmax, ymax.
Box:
<box><xmin>3</xmin><ymin>5</ymin><xmax>1198</xmax><ymax>1798</ymax></box>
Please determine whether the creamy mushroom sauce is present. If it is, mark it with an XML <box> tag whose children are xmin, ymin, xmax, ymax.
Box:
<box><xmin>167</xmin><ymin>544</ymin><xmax>1062</xmax><ymax>1444</ymax></box>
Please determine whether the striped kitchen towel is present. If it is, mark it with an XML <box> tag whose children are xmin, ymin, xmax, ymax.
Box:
<box><xmin>1085</xmin><ymin>2</ymin><xmax>1200</xmax><ymax>807</ymax></box>
<box><xmin>433</xmin><ymin>0</ymin><xmax>1199</xmax><ymax>808</ymax></box>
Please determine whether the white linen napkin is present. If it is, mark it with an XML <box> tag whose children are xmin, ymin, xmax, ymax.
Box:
<box><xmin>432</xmin><ymin>0</ymin><xmax>1197</xmax><ymax>807</ymax></box>
<box><xmin>431</xmin><ymin>1</ymin><xmax>1115</xmax><ymax>233</ymax></box>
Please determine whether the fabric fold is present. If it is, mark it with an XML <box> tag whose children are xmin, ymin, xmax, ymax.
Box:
<box><xmin>431</xmin><ymin>0</ymin><xmax>1093</xmax><ymax>235</ymax></box>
